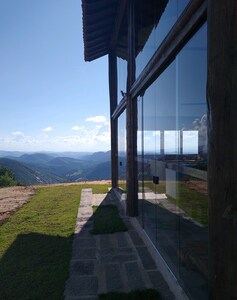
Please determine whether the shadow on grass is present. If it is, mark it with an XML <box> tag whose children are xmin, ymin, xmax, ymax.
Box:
<box><xmin>91</xmin><ymin>204</ymin><xmax>127</xmax><ymax>234</ymax></box>
<box><xmin>0</xmin><ymin>232</ymin><xmax>73</xmax><ymax>300</ymax></box>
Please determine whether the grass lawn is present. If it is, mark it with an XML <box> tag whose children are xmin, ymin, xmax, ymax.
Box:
<box><xmin>91</xmin><ymin>205</ymin><xmax>127</xmax><ymax>234</ymax></box>
<box><xmin>173</xmin><ymin>182</ymin><xmax>208</xmax><ymax>226</ymax></box>
<box><xmin>0</xmin><ymin>184</ymin><xmax>110</xmax><ymax>300</ymax></box>
<box><xmin>99</xmin><ymin>289</ymin><xmax>161</xmax><ymax>300</ymax></box>
<box><xmin>142</xmin><ymin>180</ymin><xmax>208</xmax><ymax>226</ymax></box>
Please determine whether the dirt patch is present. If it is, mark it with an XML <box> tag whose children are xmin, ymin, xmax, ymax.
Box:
<box><xmin>33</xmin><ymin>180</ymin><xmax>112</xmax><ymax>188</ymax></box>
<box><xmin>0</xmin><ymin>186</ymin><xmax>35</xmax><ymax>225</ymax></box>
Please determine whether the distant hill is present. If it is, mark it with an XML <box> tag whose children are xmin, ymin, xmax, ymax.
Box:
<box><xmin>15</xmin><ymin>153</ymin><xmax>55</xmax><ymax>165</ymax></box>
<box><xmin>40</xmin><ymin>157</ymin><xmax>86</xmax><ymax>177</ymax></box>
<box><xmin>0</xmin><ymin>150</ymin><xmax>112</xmax><ymax>183</ymax></box>
<box><xmin>81</xmin><ymin>151</ymin><xmax>111</xmax><ymax>162</ymax></box>
<box><xmin>0</xmin><ymin>151</ymin><xmax>27</xmax><ymax>158</ymax></box>
<box><xmin>78</xmin><ymin>161</ymin><xmax>111</xmax><ymax>181</ymax></box>
<box><xmin>0</xmin><ymin>158</ymin><xmax>64</xmax><ymax>185</ymax></box>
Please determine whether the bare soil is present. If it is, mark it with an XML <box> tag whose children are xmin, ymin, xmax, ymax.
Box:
<box><xmin>0</xmin><ymin>186</ymin><xmax>35</xmax><ymax>225</ymax></box>
<box><xmin>0</xmin><ymin>181</ymin><xmax>111</xmax><ymax>226</ymax></box>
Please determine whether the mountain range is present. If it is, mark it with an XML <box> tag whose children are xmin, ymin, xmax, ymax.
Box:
<box><xmin>0</xmin><ymin>151</ymin><xmax>111</xmax><ymax>185</ymax></box>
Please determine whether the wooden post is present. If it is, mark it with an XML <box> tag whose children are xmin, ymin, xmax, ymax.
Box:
<box><xmin>126</xmin><ymin>0</ymin><xmax>138</xmax><ymax>216</ymax></box>
<box><xmin>109</xmin><ymin>50</ymin><xmax>118</xmax><ymax>189</ymax></box>
<box><xmin>207</xmin><ymin>1</ymin><xmax>237</xmax><ymax>299</ymax></box>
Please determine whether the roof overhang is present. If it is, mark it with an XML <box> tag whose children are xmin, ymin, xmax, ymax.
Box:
<box><xmin>82</xmin><ymin>0</ymin><xmax>168</xmax><ymax>62</ymax></box>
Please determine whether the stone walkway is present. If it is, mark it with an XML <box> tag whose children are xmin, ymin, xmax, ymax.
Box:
<box><xmin>64</xmin><ymin>188</ymin><xmax>175</xmax><ymax>300</ymax></box>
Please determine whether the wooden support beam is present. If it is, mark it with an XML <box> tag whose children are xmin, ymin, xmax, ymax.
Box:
<box><xmin>207</xmin><ymin>1</ymin><xmax>237</xmax><ymax>299</ymax></box>
<box><xmin>126</xmin><ymin>0</ymin><xmax>138</xmax><ymax>216</ymax></box>
<box><xmin>109</xmin><ymin>50</ymin><xmax>118</xmax><ymax>188</ymax></box>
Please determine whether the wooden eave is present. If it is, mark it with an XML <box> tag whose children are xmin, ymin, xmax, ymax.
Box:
<box><xmin>82</xmin><ymin>0</ymin><xmax>168</xmax><ymax>62</ymax></box>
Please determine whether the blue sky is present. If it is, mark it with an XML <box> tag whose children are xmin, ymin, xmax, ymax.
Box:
<box><xmin>0</xmin><ymin>0</ymin><xmax>110</xmax><ymax>152</ymax></box>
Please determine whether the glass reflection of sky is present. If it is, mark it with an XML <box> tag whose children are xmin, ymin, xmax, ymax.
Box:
<box><xmin>164</xmin><ymin>130</ymin><xmax>179</xmax><ymax>154</ymax></box>
<box><xmin>183</xmin><ymin>131</ymin><xmax>198</xmax><ymax>154</ymax></box>
<box><xmin>117</xmin><ymin>57</ymin><xmax>127</xmax><ymax>101</ymax></box>
<box><xmin>138</xmin><ymin>130</ymin><xmax>198</xmax><ymax>154</ymax></box>
<box><xmin>136</xmin><ymin>0</ymin><xmax>190</xmax><ymax>77</ymax></box>
<box><xmin>141</xmin><ymin>23</ymin><xmax>207</xmax><ymax>155</ymax></box>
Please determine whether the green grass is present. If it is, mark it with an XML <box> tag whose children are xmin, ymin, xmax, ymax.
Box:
<box><xmin>91</xmin><ymin>204</ymin><xmax>127</xmax><ymax>234</ymax></box>
<box><xmin>173</xmin><ymin>182</ymin><xmax>208</xmax><ymax>226</ymax></box>
<box><xmin>0</xmin><ymin>184</ymin><xmax>110</xmax><ymax>300</ymax></box>
<box><xmin>142</xmin><ymin>180</ymin><xmax>166</xmax><ymax>194</ymax></box>
<box><xmin>99</xmin><ymin>289</ymin><xmax>161</xmax><ymax>300</ymax></box>
<box><xmin>141</xmin><ymin>180</ymin><xmax>208</xmax><ymax>226</ymax></box>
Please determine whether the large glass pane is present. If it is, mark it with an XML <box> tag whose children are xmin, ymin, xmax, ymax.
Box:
<box><xmin>137</xmin><ymin>97</ymin><xmax>143</xmax><ymax>223</ymax></box>
<box><xmin>118</xmin><ymin>110</ymin><xmax>126</xmax><ymax>193</ymax></box>
<box><xmin>137</xmin><ymin>23</ymin><xmax>208</xmax><ymax>300</ymax></box>
<box><xmin>138</xmin><ymin>60</ymin><xmax>180</xmax><ymax>274</ymax></box>
<box><xmin>117</xmin><ymin>57</ymin><xmax>127</xmax><ymax>101</ymax></box>
<box><xmin>177</xmin><ymin>23</ymin><xmax>208</xmax><ymax>300</ymax></box>
<box><xmin>135</xmin><ymin>0</ymin><xmax>190</xmax><ymax>77</ymax></box>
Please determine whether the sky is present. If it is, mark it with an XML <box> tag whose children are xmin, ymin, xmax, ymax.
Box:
<box><xmin>0</xmin><ymin>0</ymin><xmax>110</xmax><ymax>152</ymax></box>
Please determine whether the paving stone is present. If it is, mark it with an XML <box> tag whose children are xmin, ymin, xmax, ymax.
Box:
<box><xmin>74</xmin><ymin>230</ymin><xmax>92</xmax><ymax>238</ymax></box>
<box><xmin>77</xmin><ymin>216</ymin><xmax>92</xmax><ymax>222</ymax></box>
<box><xmin>72</xmin><ymin>248</ymin><xmax>97</xmax><ymax>260</ymax></box>
<box><xmin>99</xmin><ymin>234</ymin><xmax>117</xmax><ymax>249</ymax></box>
<box><xmin>65</xmin><ymin>275</ymin><xmax>98</xmax><ymax>297</ymax></box>
<box><xmin>147</xmin><ymin>271</ymin><xmax>175</xmax><ymax>299</ymax></box>
<box><xmin>99</xmin><ymin>247</ymin><xmax>137</xmax><ymax>263</ymax></box>
<box><xmin>116</xmin><ymin>232</ymin><xmax>130</xmax><ymax>247</ymax></box>
<box><xmin>105</xmin><ymin>263</ymin><xmax>124</xmax><ymax>292</ymax></box>
<box><xmin>124</xmin><ymin>262</ymin><xmax>146</xmax><ymax>290</ymax></box>
<box><xmin>129</xmin><ymin>230</ymin><xmax>145</xmax><ymax>246</ymax></box>
<box><xmin>73</xmin><ymin>238</ymin><xmax>96</xmax><ymax>249</ymax></box>
<box><xmin>80</xmin><ymin>202</ymin><xmax>92</xmax><ymax>207</ymax></box>
<box><xmin>65</xmin><ymin>189</ymin><xmax>176</xmax><ymax>300</ymax></box>
<box><xmin>136</xmin><ymin>246</ymin><xmax>157</xmax><ymax>270</ymax></box>
<box><xmin>70</xmin><ymin>260</ymin><xmax>95</xmax><ymax>276</ymax></box>
<box><xmin>76</xmin><ymin>221</ymin><xmax>93</xmax><ymax>231</ymax></box>
<box><xmin>122</xmin><ymin>218</ymin><xmax>133</xmax><ymax>230</ymax></box>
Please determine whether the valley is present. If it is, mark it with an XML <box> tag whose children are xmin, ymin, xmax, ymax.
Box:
<box><xmin>0</xmin><ymin>151</ymin><xmax>111</xmax><ymax>185</ymax></box>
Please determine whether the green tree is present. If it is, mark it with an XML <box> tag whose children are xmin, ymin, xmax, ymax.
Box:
<box><xmin>0</xmin><ymin>166</ymin><xmax>22</xmax><ymax>187</ymax></box>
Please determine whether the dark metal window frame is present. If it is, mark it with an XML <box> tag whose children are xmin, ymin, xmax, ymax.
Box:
<box><xmin>112</xmin><ymin>0</ymin><xmax>207</xmax><ymax>120</ymax></box>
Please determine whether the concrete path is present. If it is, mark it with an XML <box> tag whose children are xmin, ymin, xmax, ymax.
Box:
<box><xmin>64</xmin><ymin>188</ymin><xmax>175</xmax><ymax>300</ymax></box>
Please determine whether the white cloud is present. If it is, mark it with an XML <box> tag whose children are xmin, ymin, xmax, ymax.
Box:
<box><xmin>0</xmin><ymin>124</ymin><xmax>111</xmax><ymax>152</ymax></box>
<box><xmin>0</xmin><ymin>118</ymin><xmax>112</xmax><ymax>152</ymax></box>
<box><xmin>95</xmin><ymin>131</ymin><xmax>110</xmax><ymax>142</ymax></box>
<box><xmin>42</xmin><ymin>126</ymin><xmax>53</xmax><ymax>132</ymax></box>
<box><xmin>71</xmin><ymin>125</ymin><xmax>84</xmax><ymax>131</ymax></box>
<box><xmin>12</xmin><ymin>131</ymin><xmax>24</xmax><ymax>136</ymax></box>
<box><xmin>85</xmin><ymin>115</ymin><xmax>109</xmax><ymax>125</ymax></box>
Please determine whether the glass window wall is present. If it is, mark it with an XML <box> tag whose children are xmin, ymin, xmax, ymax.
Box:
<box><xmin>118</xmin><ymin>110</ymin><xmax>127</xmax><ymax>193</ymax></box>
<box><xmin>137</xmin><ymin>23</ymin><xmax>208</xmax><ymax>300</ymax></box>
<box><xmin>118</xmin><ymin>57</ymin><xmax>127</xmax><ymax>101</ymax></box>
<box><xmin>135</xmin><ymin>0</ymin><xmax>190</xmax><ymax>77</ymax></box>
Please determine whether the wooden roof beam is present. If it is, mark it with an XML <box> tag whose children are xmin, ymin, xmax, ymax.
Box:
<box><xmin>86</xmin><ymin>49</ymin><xmax>108</xmax><ymax>62</ymax></box>
<box><xmin>110</xmin><ymin>0</ymin><xmax>128</xmax><ymax>49</ymax></box>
